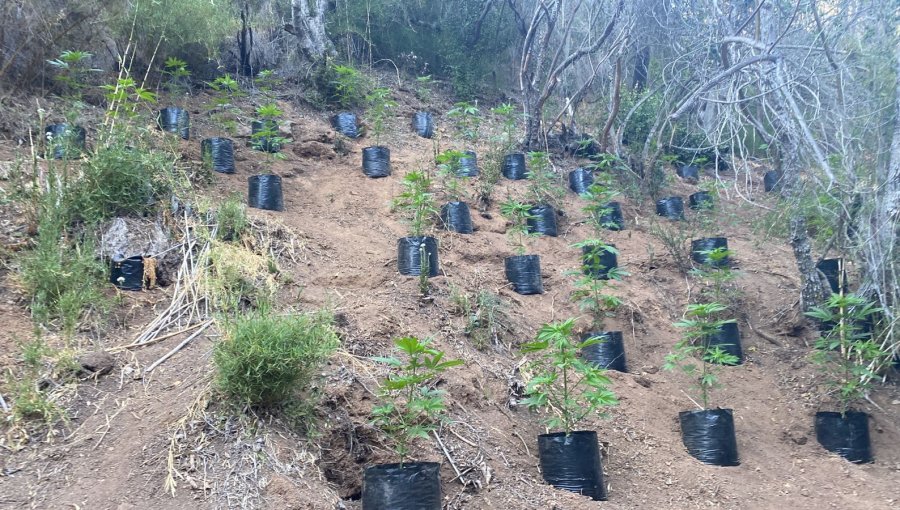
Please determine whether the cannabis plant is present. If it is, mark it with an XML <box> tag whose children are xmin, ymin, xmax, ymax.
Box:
<box><xmin>500</xmin><ymin>199</ymin><xmax>536</xmax><ymax>255</ymax></box>
<box><xmin>525</xmin><ymin>151</ymin><xmax>564</xmax><ymax>207</ymax></box>
<box><xmin>435</xmin><ymin>149</ymin><xmax>470</xmax><ymax>202</ymax></box>
<box><xmin>366</xmin><ymin>87</ymin><xmax>396</xmax><ymax>146</ymax></box>
<box><xmin>570</xmin><ymin>240</ymin><xmax>628</xmax><ymax>331</ymax></box>
<box><xmin>690</xmin><ymin>247</ymin><xmax>737</xmax><ymax>306</ymax></box>
<box><xmin>252</xmin><ymin>103</ymin><xmax>289</xmax><ymax>155</ymax></box>
<box><xmin>448</xmin><ymin>101</ymin><xmax>481</xmax><ymax>144</ymax></box>
<box><xmin>806</xmin><ymin>293</ymin><xmax>889</xmax><ymax>413</ymax></box>
<box><xmin>664</xmin><ymin>303</ymin><xmax>739</xmax><ymax>409</ymax></box>
<box><xmin>582</xmin><ymin>181</ymin><xmax>620</xmax><ymax>231</ymax></box>
<box><xmin>522</xmin><ymin>319</ymin><xmax>618</xmax><ymax>434</ymax></box>
<box><xmin>392</xmin><ymin>171</ymin><xmax>438</xmax><ymax>237</ymax></box>
<box><xmin>371</xmin><ymin>336</ymin><xmax>463</xmax><ymax>464</ymax></box>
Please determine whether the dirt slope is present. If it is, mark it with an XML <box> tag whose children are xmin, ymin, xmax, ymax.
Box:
<box><xmin>1</xmin><ymin>87</ymin><xmax>899</xmax><ymax>510</ymax></box>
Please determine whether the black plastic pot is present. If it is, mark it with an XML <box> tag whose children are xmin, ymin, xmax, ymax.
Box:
<box><xmin>457</xmin><ymin>150</ymin><xmax>479</xmax><ymax>177</ymax></box>
<box><xmin>362</xmin><ymin>462</ymin><xmax>441</xmax><ymax>510</ymax></box>
<box><xmin>816</xmin><ymin>258</ymin><xmax>846</xmax><ymax>295</ymax></box>
<box><xmin>678</xmin><ymin>164</ymin><xmax>700</xmax><ymax>181</ymax></box>
<box><xmin>397</xmin><ymin>236</ymin><xmax>439</xmax><ymax>277</ymax></box>
<box><xmin>331</xmin><ymin>112</ymin><xmax>359</xmax><ymax>138</ymax></box>
<box><xmin>656</xmin><ymin>196</ymin><xmax>685</xmax><ymax>220</ymax></box>
<box><xmin>537</xmin><ymin>431</ymin><xmax>607</xmax><ymax>501</ymax></box>
<box><xmin>596</xmin><ymin>201</ymin><xmax>624</xmax><ymax>231</ymax></box>
<box><xmin>505</xmin><ymin>255</ymin><xmax>543</xmax><ymax>295</ymax></box>
<box><xmin>526</xmin><ymin>204</ymin><xmax>558</xmax><ymax>237</ymax></box>
<box><xmin>502</xmin><ymin>153</ymin><xmax>527</xmax><ymax>180</ymax></box>
<box><xmin>568</xmin><ymin>167</ymin><xmax>594</xmax><ymax>194</ymax></box>
<box><xmin>689</xmin><ymin>191</ymin><xmax>713</xmax><ymax>211</ymax></box>
<box><xmin>158</xmin><ymin>107</ymin><xmax>190</xmax><ymax>139</ymax></box>
<box><xmin>251</xmin><ymin>120</ymin><xmax>281</xmax><ymax>153</ymax></box>
<box><xmin>45</xmin><ymin>124</ymin><xmax>86</xmax><ymax>159</ymax></box>
<box><xmin>581</xmin><ymin>331</ymin><xmax>627</xmax><ymax>372</ymax></box>
<box><xmin>581</xmin><ymin>244</ymin><xmax>618</xmax><ymax>280</ymax></box>
<box><xmin>440</xmin><ymin>202</ymin><xmax>473</xmax><ymax>234</ymax></box>
<box><xmin>815</xmin><ymin>411</ymin><xmax>872</xmax><ymax>463</ymax></box>
<box><xmin>412</xmin><ymin>111</ymin><xmax>434</xmax><ymax>139</ymax></box>
<box><xmin>763</xmin><ymin>170</ymin><xmax>782</xmax><ymax>192</ymax></box>
<box><xmin>201</xmin><ymin>137</ymin><xmax>235</xmax><ymax>174</ymax></box>
<box><xmin>691</xmin><ymin>237</ymin><xmax>729</xmax><ymax>267</ymax></box>
<box><xmin>248</xmin><ymin>174</ymin><xmax>284</xmax><ymax>211</ymax></box>
<box><xmin>705</xmin><ymin>321</ymin><xmax>743</xmax><ymax>365</ymax></box>
<box><xmin>679</xmin><ymin>408</ymin><xmax>740</xmax><ymax>466</ymax></box>
<box><xmin>362</xmin><ymin>146</ymin><xmax>391</xmax><ymax>178</ymax></box>
<box><xmin>110</xmin><ymin>255</ymin><xmax>144</xmax><ymax>291</ymax></box>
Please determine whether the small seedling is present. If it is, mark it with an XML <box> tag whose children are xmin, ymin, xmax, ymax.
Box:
<box><xmin>448</xmin><ymin>101</ymin><xmax>481</xmax><ymax>144</ymax></box>
<box><xmin>162</xmin><ymin>57</ymin><xmax>191</xmax><ymax>95</ymax></box>
<box><xmin>371</xmin><ymin>337</ymin><xmax>464</xmax><ymax>464</ymax></box>
<box><xmin>521</xmin><ymin>318</ymin><xmax>618</xmax><ymax>433</ymax></box>
<box><xmin>251</xmin><ymin>103</ymin><xmax>289</xmax><ymax>156</ymax></box>
<box><xmin>664</xmin><ymin>303</ymin><xmax>739</xmax><ymax>409</ymax></box>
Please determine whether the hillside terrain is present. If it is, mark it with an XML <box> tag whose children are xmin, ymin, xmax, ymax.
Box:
<box><xmin>1</xmin><ymin>83</ymin><xmax>899</xmax><ymax>510</ymax></box>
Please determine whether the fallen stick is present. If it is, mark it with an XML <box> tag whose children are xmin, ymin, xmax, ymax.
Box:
<box><xmin>144</xmin><ymin>321</ymin><xmax>213</xmax><ymax>373</ymax></box>
<box><xmin>433</xmin><ymin>430</ymin><xmax>466</xmax><ymax>485</ymax></box>
<box><xmin>110</xmin><ymin>321</ymin><xmax>207</xmax><ymax>353</ymax></box>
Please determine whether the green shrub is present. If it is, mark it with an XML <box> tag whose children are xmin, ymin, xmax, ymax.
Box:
<box><xmin>216</xmin><ymin>194</ymin><xmax>248</xmax><ymax>242</ymax></box>
<box><xmin>326</xmin><ymin>63</ymin><xmax>370</xmax><ymax>108</ymax></box>
<box><xmin>214</xmin><ymin>310</ymin><xmax>339</xmax><ymax>407</ymax></box>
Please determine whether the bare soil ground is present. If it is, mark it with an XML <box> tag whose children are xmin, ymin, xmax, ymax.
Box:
<box><xmin>1</xmin><ymin>86</ymin><xmax>899</xmax><ymax>509</ymax></box>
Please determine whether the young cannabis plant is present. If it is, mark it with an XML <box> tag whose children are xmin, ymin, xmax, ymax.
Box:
<box><xmin>392</xmin><ymin>171</ymin><xmax>438</xmax><ymax>238</ymax></box>
<box><xmin>500</xmin><ymin>199</ymin><xmax>537</xmax><ymax>256</ymax></box>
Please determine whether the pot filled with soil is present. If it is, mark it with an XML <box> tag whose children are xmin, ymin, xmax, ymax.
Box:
<box><xmin>677</xmin><ymin>164</ymin><xmax>699</xmax><ymax>181</ymax></box>
<box><xmin>362</xmin><ymin>146</ymin><xmax>391</xmax><ymax>178</ymax></box>
<box><xmin>45</xmin><ymin>124</ymin><xmax>86</xmax><ymax>159</ymax></box>
<box><xmin>526</xmin><ymin>204</ymin><xmax>558</xmax><ymax>237</ymax></box>
<box><xmin>397</xmin><ymin>236</ymin><xmax>439</xmax><ymax>277</ymax></box>
<box><xmin>110</xmin><ymin>255</ymin><xmax>144</xmax><ymax>291</ymax></box>
<box><xmin>691</xmin><ymin>237</ymin><xmax>729</xmax><ymax>267</ymax></box>
<box><xmin>201</xmin><ymin>137</ymin><xmax>235</xmax><ymax>174</ymax></box>
<box><xmin>331</xmin><ymin>112</ymin><xmax>360</xmax><ymax>138</ymax></box>
<box><xmin>248</xmin><ymin>174</ymin><xmax>284</xmax><ymax>211</ymax></box>
<box><xmin>568</xmin><ymin>167</ymin><xmax>594</xmax><ymax>194</ymax></box>
<box><xmin>814</xmin><ymin>411</ymin><xmax>873</xmax><ymax>464</ymax></box>
<box><xmin>158</xmin><ymin>107</ymin><xmax>190</xmax><ymax>139</ymax></box>
<box><xmin>505</xmin><ymin>255</ymin><xmax>543</xmax><ymax>295</ymax></box>
<box><xmin>457</xmin><ymin>150</ymin><xmax>479</xmax><ymax>177</ymax></box>
<box><xmin>411</xmin><ymin>111</ymin><xmax>434</xmax><ymax>139</ymax></box>
<box><xmin>704</xmin><ymin>321</ymin><xmax>743</xmax><ymax>365</ymax></box>
<box><xmin>581</xmin><ymin>331</ymin><xmax>627</xmax><ymax>372</ymax></box>
<box><xmin>689</xmin><ymin>191</ymin><xmax>713</xmax><ymax>210</ymax></box>
<box><xmin>679</xmin><ymin>408</ymin><xmax>740</xmax><ymax>466</ymax></box>
<box><xmin>537</xmin><ymin>431</ymin><xmax>607</xmax><ymax>501</ymax></box>
<box><xmin>763</xmin><ymin>170</ymin><xmax>782</xmax><ymax>192</ymax></box>
<box><xmin>362</xmin><ymin>461</ymin><xmax>442</xmax><ymax>510</ymax></box>
<box><xmin>439</xmin><ymin>202</ymin><xmax>473</xmax><ymax>234</ymax></box>
<box><xmin>501</xmin><ymin>152</ymin><xmax>527</xmax><ymax>180</ymax></box>
<box><xmin>656</xmin><ymin>196</ymin><xmax>685</xmax><ymax>220</ymax></box>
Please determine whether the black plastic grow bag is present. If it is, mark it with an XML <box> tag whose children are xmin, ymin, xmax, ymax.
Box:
<box><xmin>362</xmin><ymin>462</ymin><xmax>442</xmax><ymax>510</ymax></box>
<box><xmin>251</xmin><ymin>120</ymin><xmax>281</xmax><ymax>153</ymax></box>
<box><xmin>362</xmin><ymin>146</ymin><xmax>391</xmax><ymax>178</ymax></box>
<box><xmin>331</xmin><ymin>112</ymin><xmax>359</xmax><ymax>138</ymax></box>
<box><xmin>677</xmin><ymin>164</ymin><xmax>699</xmax><ymax>181</ymax></box>
<box><xmin>201</xmin><ymin>137</ymin><xmax>235</xmax><ymax>174</ymax></box>
<box><xmin>502</xmin><ymin>153</ymin><xmax>527</xmax><ymax>180</ymax></box>
<box><xmin>679</xmin><ymin>408</ymin><xmax>739</xmax><ymax>466</ymax></box>
<box><xmin>505</xmin><ymin>255</ymin><xmax>543</xmax><ymax>295</ymax></box>
<box><xmin>596</xmin><ymin>201</ymin><xmax>624</xmax><ymax>231</ymax></box>
<box><xmin>457</xmin><ymin>150</ymin><xmax>479</xmax><ymax>177</ymax></box>
<box><xmin>538</xmin><ymin>431</ymin><xmax>607</xmax><ymax>501</ymax></box>
<box><xmin>689</xmin><ymin>191</ymin><xmax>713</xmax><ymax>211</ymax></box>
<box><xmin>815</xmin><ymin>411</ymin><xmax>872</xmax><ymax>463</ymax></box>
<box><xmin>440</xmin><ymin>202</ymin><xmax>473</xmax><ymax>234</ymax></box>
<box><xmin>526</xmin><ymin>205</ymin><xmax>558</xmax><ymax>237</ymax></box>
<box><xmin>248</xmin><ymin>174</ymin><xmax>284</xmax><ymax>211</ymax></box>
<box><xmin>110</xmin><ymin>255</ymin><xmax>144</xmax><ymax>291</ymax></box>
<box><xmin>816</xmin><ymin>258</ymin><xmax>846</xmax><ymax>295</ymax></box>
<box><xmin>158</xmin><ymin>107</ymin><xmax>190</xmax><ymax>139</ymax></box>
<box><xmin>656</xmin><ymin>196</ymin><xmax>685</xmax><ymax>220</ymax></box>
<box><xmin>568</xmin><ymin>167</ymin><xmax>594</xmax><ymax>194</ymax></box>
<box><xmin>581</xmin><ymin>331</ymin><xmax>627</xmax><ymax>372</ymax></box>
<box><xmin>411</xmin><ymin>111</ymin><xmax>433</xmax><ymax>139</ymax></box>
<box><xmin>582</xmin><ymin>244</ymin><xmax>618</xmax><ymax>280</ymax></box>
<box><xmin>45</xmin><ymin>124</ymin><xmax>86</xmax><ymax>159</ymax></box>
<box><xmin>705</xmin><ymin>322</ymin><xmax>743</xmax><ymax>364</ymax></box>
<box><xmin>691</xmin><ymin>237</ymin><xmax>729</xmax><ymax>267</ymax></box>
<box><xmin>397</xmin><ymin>236</ymin><xmax>439</xmax><ymax>277</ymax></box>
<box><xmin>763</xmin><ymin>170</ymin><xmax>782</xmax><ymax>192</ymax></box>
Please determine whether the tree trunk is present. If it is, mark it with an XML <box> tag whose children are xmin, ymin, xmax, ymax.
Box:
<box><xmin>286</xmin><ymin>0</ymin><xmax>334</xmax><ymax>63</ymax></box>
<box><xmin>632</xmin><ymin>45</ymin><xmax>649</xmax><ymax>90</ymax></box>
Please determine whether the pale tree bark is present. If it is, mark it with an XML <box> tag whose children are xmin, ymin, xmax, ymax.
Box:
<box><xmin>285</xmin><ymin>0</ymin><xmax>335</xmax><ymax>63</ymax></box>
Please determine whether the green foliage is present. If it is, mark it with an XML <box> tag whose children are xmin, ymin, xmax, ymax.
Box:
<box><xmin>690</xmin><ymin>247</ymin><xmax>738</xmax><ymax>306</ymax></box>
<box><xmin>521</xmin><ymin>319</ymin><xmax>618</xmax><ymax>434</ymax></box>
<box><xmin>392</xmin><ymin>171</ymin><xmax>437</xmax><ymax>237</ymax></box>
<box><xmin>664</xmin><ymin>303</ymin><xmax>739</xmax><ymax>409</ymax></box>
<box><xmin>101</xmin><ymin>77</ymin><xmax>158</xmax><ymax>122</ymax></box>
<box><xmin>414</xmin><ymin>75</ymin><xmax>433</xmax><ymax>103</ymax></box>
<box><xmin>46</xmin><ymin>50</ymin><xmax>97</xmax><ymax>99</ymax></box>
<box><xmin>217</xmin><ymin>194</ymin><xmax>248</xmax><ymax>242</ymax></box>
<box><xmin>371</xmin><ymin>336</ymin><xmax>463</xmax><ymax>464</ymax></box>
<box><xmin>207</xmin><ymin>75</ymin><xmax>243</xmax><ymax>134</ymax></box>
<box><xmin>806</xmin><ymin>293</ymin><xmax>890</xmax><ymax>413</ymax></box>
<box><xmin>570</xmin><ymin>241</ymin><xmax>628</xmax><ymax>331</ymax></box>
<box><xmin>365</xmin><ymin>87</ymin><xmax>396</xmax><ymax>146</ymax></box>
<box><xmin>206</xmin><ymin>241</ymin><xmax>278</xmax><ymax>314</ymax></box>
<box><xmin>214</xmin><ymin>310</ymin><xmax>339</xmax><ymax>408</ymax></box>
<box><xmin>435</xmin><ymin>149</ymin><xmax>469</xmax><ymax>202</ymax></box>
<box><xmin>617</xmin><ymin>88</ymin><xmax>662</xmax><ymax>149</ymax></box>
<box><xmin>162</xmin><ymin>57</ymin><xmax>191</xmax><ymax>94</ymax></box>
<box><xmin>447</xmin><ymin>101</ymin><xmax>480</xmax><ymax>143</ymax></box>
<box><xmin>492</xmin><ymin>103</ymin><xmax>519</xmax><ymax>154</ymax></box>
<box><xmin>581</xmin><ymin>181</ymin><xmax>619</xmax><ymax>231</ymax></box>
<box><xmin>450</xmin><ymin>286</ymin><xmax>507</xmax><ymax>350</ymax></box>
<box><xmin>525</xmin><ymin>151</ymin><xmax>563</xmax><ymax>206</ymax></box>
<box><xmin>474</xmin><ymin>103</ymin><xmax>518</xmax><ymax>205</ymax></box>
<box><xmin>499</xmin><ymin>199</ymin><xmax>536</xmax><ymax>255</ymax></box>
<box><xmin>326</xmin><ymin>63</ymin><xmax>370</xmax><ymax>108</ymax></box>
<box><xmin>251</xmin><ymin>103</ymin><xmax>288</xmax><ymax>156</ymax></box>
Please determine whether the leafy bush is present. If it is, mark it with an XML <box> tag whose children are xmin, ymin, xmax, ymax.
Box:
<box><xmin>326</xmin><ymin>63</ymin><xmax>370</xmax><ymax>108</ymax></box>
<box><xmin>391</xmin><ymin>171</ymin><xmax>437</xmax><ymax>237</ymax></box>
<box><xmin>214</xmin><ymin>310</ymin><xmax>339</xmax><ymax>407</ymax></box>
<box><xmin>216</xmin><ymin>194</ymin><xmax>248</xmax><ymax>242</ymax></box>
